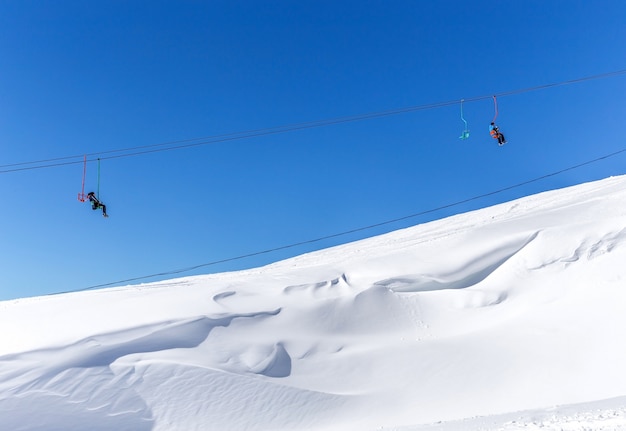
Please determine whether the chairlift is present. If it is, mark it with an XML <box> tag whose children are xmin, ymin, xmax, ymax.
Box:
<box><xmin>459</xmin><ymin>99</ymin><xmax>470</xmax><ymax>140</ymax></box>
<box><xmin>492</xmin><ymin>95</ymin><xmax>499</xmax><ymax>123</ymax></box>
<box><xmin>77</xmin><ymin>156</ymin><xmax>102</xmax><ymax>202</ymax></box>
<box><xmin>77</xmin><ymin>155</ymin><xmax>87</xmax><ymax>202</ymax></box>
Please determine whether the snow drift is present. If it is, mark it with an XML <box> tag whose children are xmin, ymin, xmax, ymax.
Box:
<box><xmin>2</xmin><ymin>176</ymin><xmax>626</xmax><ymax>430</ymax></box>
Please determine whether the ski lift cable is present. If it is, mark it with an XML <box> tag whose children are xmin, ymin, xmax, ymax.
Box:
<box><xmin>2</xmin><ymin>68</ymin><xmax>626</xmax><ymax>174</ymax></box>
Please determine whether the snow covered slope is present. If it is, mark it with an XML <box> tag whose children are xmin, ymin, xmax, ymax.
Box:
<box><xmin>2</xmin><ymin>176</ymin><xmax>626</xmax><ymax>431</ymax></box>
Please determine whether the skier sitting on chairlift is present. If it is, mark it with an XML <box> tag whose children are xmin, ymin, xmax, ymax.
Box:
<box><xmin>87</xmin><ymin>192</ymin><xmax>108</xmax><ymax>218</ymax></box>
<box><xmin>489</xmin><ymin>122</ymin><xmax>506</xmax><ymax>146</ymax></box>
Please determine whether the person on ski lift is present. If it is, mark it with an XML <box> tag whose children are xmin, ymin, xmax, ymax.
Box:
<box><xmin>489</xmin><ymin>122</ymin><xmax>506</xmax><ymax>146</ymax></box>
<box><xmin>87</xmin><ymin>192</ymin><xmax>108</xmax><ymax>218</ymax></box>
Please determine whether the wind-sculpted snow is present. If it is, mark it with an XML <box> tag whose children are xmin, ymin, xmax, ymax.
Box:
<box><xmin>2</xmin><ymin>176</ymin><xmax>626</xmax><ymax>430</ymax></box>
<box><xmin>374</xmin><ymin>232</ymin><xmax>538</xmax><ymax>294</ymax></box>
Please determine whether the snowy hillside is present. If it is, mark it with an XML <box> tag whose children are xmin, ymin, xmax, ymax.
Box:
<box><xmin>2</xmin><ymin>176</ymin><xmax>626</xmax><ymax>431</ymax></box>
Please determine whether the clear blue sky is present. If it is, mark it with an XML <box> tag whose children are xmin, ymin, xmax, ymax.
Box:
<box><xmin>1</xmin><ymin>0</ymin><xmax>626</xmax><ymax>300</ymax></box>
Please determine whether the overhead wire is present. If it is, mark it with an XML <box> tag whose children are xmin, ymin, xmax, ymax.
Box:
<box><xmin>2</xmin><ymin>68</ymin><xmax>626</xmax><ymax>175</ymax></box>
<box><xmin>47</xmin><ymin>145</ymin><xmax>625</xmax><ymax>296</ymax></box>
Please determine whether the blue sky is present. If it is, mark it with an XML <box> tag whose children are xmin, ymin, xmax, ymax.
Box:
<box><xmin>1</xmin><ymin>0</ymin><xmax>626</xmax><ymax>300</ymax></box>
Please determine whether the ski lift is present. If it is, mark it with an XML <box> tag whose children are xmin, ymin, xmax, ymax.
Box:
<box><xmin>96</xmin><ymin>157</ymin><xmax>101</xmax><ymax>199</ymax></box>
<box><xmin>490</xmin><ymin>95</ymin><xmax>507</xmax><ymax>145</ymax></box>
<box><xmin>492</xmin><ymin>95</ymin><xmax>499</xmax><ymax>124</ymax></box>
<box><xmin>459</xmin><ymin>99</ymin><xmax>470</xmax><ymax>140</ymax></box>
<box><xmin>77</xmin><ymin>156</ymin><xmax>102</xmax><ymax>202</ymax></box>
<box><xmin>77</xmin><ymin>155</ymin><xmax>87</xmax><ymax>202</ymax></box>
